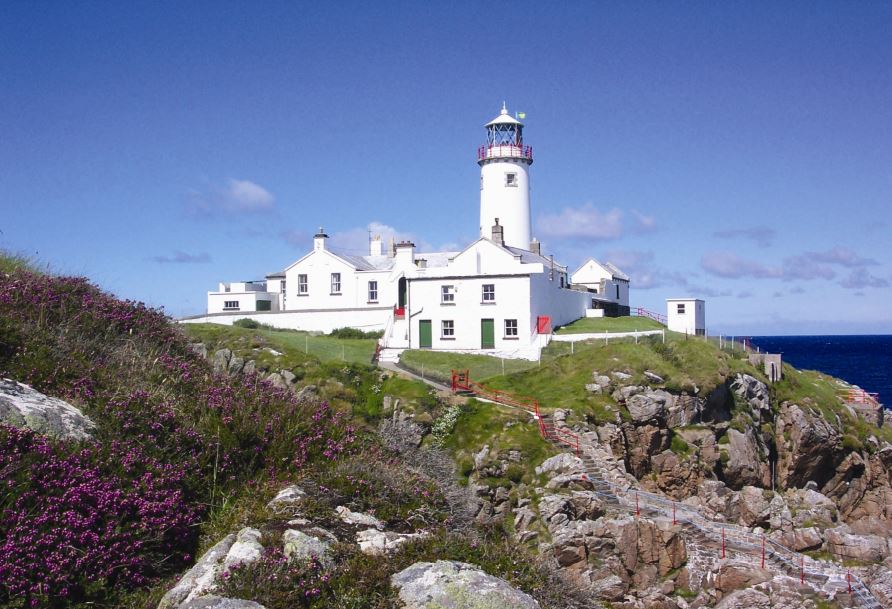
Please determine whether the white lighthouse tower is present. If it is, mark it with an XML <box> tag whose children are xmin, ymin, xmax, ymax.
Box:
<box><xmin>478</xmin><ymin>103</ymin><xmax>533</xmax><ymax>250</ymax></box>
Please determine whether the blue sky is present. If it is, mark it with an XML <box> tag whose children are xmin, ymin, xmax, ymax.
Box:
<box><xmin>2</xmin><ymin>1</ymin><xmax>891</xmax><ymax>335</ymax></box>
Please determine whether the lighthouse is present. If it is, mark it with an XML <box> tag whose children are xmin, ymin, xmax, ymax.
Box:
<box><xmin>478</xmin><ymin>103</ymin><xmax>533</xmax><ymax>250</ymax></box>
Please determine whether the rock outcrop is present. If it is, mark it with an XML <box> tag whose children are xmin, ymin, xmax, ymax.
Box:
<box><xmin>391</xmin><ymin>560</ymin><xmax>540</xmax><ymax>609</ymax></box>
<box><xmin>0</xmin><ymin>378</ymin><xmax>96</xmax><ymax>440</ymax></box>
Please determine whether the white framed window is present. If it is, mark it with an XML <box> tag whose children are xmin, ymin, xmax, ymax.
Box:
<box><xmin>441</xmin><ymin>320</ymin><xmax>455</xmax><ymax>338</ymax></box>
<box><xmin>482</xmin><ymin>284</ymin><xmax>495</xmax><ymax>303</ymax></box>
<box><xmin>677</xmin><ymin>303</ymin><xmax>686</xmax><ymax>314</ymax></box>
<box><xmin>298</xmin><ymin>274</ymin><xmax>308</xmax><ymax>295</ymax></box>
<box><xmin>223</xmin><ymin>300</ymin><xmax>239</xmax><ymax>311</ymax></box>
<box><xmin>441</xmin><ymin>285</ymin><xmax>455</xmax><ymax>304</ymax></box>
<box><xmin>505</xmin><ymin>172</ymin><xmax>518</xmax><ymax>187</ymax></box>
<box><xmin>330</xmin><ymin>273</ymin><xmax>341</xmax><ymax>294</ymax></box>
<box><xmin>368</xmin><ymin>280</ymin><xmax>378</xmax><ymax>303</ymax></box>
<box><xmin>504</xmin><ymin>319</ymin><xmax>518</xmax><ymax>337</ymax></box>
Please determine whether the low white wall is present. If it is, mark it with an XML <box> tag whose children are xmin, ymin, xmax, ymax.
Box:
<box><xmin>585</xmin><ymin>309</ymin><xmax>606</xmax><ymax>318</ymax></box>
<box><xmin>179</xmin><ymin>307</ymin><xmax>391</xmax><ymax>333</ymax></box>
<box><xmin>551</xmin><ymin>330</ymin><xmax>664</xmax><ymax>342</ymax></box>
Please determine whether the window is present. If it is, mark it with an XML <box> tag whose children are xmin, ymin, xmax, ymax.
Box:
<box><xmin>482</xmin><ymin>284</ymin><xmax>495</xmax><ymax>303</ymax></box>
<box><xmin>441</xmin><ymin>285</ymin><xmax>455</xmax><ymax>304</ymax></box>
<box><xmin>280</xmin><ymin>280</ymin><xmax>286</xmax><ymax>293</ymax></box>
<box><xmin>223</xmin><ymin>300</ymin><xmax>239</xmax><ymax>311</ymax></box>
<box><xmin>256</xmin><ymin>300</ymin><xmax>271</xmax><ymax>311</ymax></box>
<box><xmin>677</xmin><ymin>303</ymin><xmax>686</xmax><ymax>314</ymax></box>
<box><xmin>560</xmin><ymin>276</ymin><xmax>565</xmax><ymax>288</ymax></box>
<box><xmin>441</xmin><ymin>320</ymin><xmax>455</xmax><ymax>339</ymax></box>
<box><xmin>298</xmin><ymin>274</ymin><xmax>308</xmax><ymax>295</ymax></box>
<box><xmin>368</xmin><ymin>281</ymin><xmax>378</xmax><ymax>303</ymax></box>
<box><xmin>616</xmin><ymin>285</ymin><xmax>620</xmax><ymax>299</ymax></box>
<box><xmin>505</xmin><ymin>172</ymin><xmax>518</xmax><ymax>187</ymax></box>
<box><xmin>330</xmin><ymin>273</ymin><xmax>341</xmax><ymax>294</ymax></box>
<box><xmin>504</xmin><ymin>319</ymin><xmax>518</xmax><ymax>337</ymax></box>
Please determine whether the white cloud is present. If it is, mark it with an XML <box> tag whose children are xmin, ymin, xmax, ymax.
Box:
<box><xmin>188</xmin><ymin>178</ymin><xmax>275</xmax><ymax>216</ymax></box>
<box><xmin>701</xmin><ymin>251</ymin><xmax>782</xmax><ymax>279</ymax></box>
<box><xmin>839</xmin><ymin>271</ymin><xmax>890</xmax><ymax>289</ymax></box>
<box><xmin>601</xmin><ymin>248</ymin><xmax>689</xmax><ymax>290</ymax></box>
<box><xmin>537</xmin><ymin>204</ymin><xmax>624</xmax><ymax>241</ymax></box>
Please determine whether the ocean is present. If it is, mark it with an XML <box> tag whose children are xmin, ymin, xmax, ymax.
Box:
<box><xmin>750</xmin><ymin>335</ymin><xmax>892</xmax><ymax>408</ymax></box>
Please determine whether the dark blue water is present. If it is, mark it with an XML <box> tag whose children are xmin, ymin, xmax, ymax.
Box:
<box><xmin>750</xmin><ymin>335</ymin><xmax>891</xmax><ymax>407</ymax></box>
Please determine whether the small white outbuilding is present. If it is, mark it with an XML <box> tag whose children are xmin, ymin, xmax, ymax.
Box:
<box><xmin>666</xmin><ymin>298</ymin><xmax>705</xmax><ymax>336</ymax></box>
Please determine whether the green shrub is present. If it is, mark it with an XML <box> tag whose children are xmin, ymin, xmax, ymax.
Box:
<box><xmin>669</xmin><ymin>434</ymin><xmax>691</xmax><ymax>456</ymax></box>
<box><xmin>234</xmin><ymin>318</ymin><xmax>261</xmax><ymax>329</ymax></box>
<box><xmin>327</xmin><ymin>327</ymin><xmax>384</xmax><ymax>340</ymax></box>
<box><xmin>842</xmin><ymin>434</ymin><xmax>863</xmax><ymax>452</ymax></box>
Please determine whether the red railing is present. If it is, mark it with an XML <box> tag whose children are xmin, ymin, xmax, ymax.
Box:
<box><xmin>632</xmin><ymin>306</ymin><xmax>667</xmax><ymax>325</ymax></box>
<box><xmin>477</xmin><ymin>144</ymin><xmax>533</xmax><ymax>162</ymax></box>
<box><xmin>451</xmin><ymin>369</ymin><xmax>579</xmax><ymax>455</ymax></box>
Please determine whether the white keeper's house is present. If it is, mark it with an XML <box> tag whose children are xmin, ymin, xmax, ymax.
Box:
<box><xmin>185</xmin><ymin>104</ymin><xmax>631</xmax><ymax>360</ymax></box>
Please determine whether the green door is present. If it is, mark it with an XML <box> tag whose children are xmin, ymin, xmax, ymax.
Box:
<box><xmin>481</xmin><ymin>318</ymin><xmax>495</xmax><ymax>349</ymax></box>
<box><xmin>419</xmin><ymin>320</ymin><xmax>432</xmax><ymax>348</ymax></box>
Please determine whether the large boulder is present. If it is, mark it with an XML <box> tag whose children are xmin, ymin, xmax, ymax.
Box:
<box><xmin>391</xmin><ymin>560</ymin><xmax>540</xmax><ymax>609</ymax></box>
<box><xmin>737</xmin><ymin>486</ymin><xmax>770</xmax><ymax>528</ymax></box>
<box><xmin>775</xmin><ymin>402</ymin><xmax>841</xmax><ymax>489</ymax></box>
<box><xmin>535</xmin><ymin>453</ymin><xmax>584</xmax><ymax>477</ymax></box>
<box><xmin>714</xmin><ymin>561</ymin><xmax>771</xmax><ymax>595</ymax></box>
<box><xmin>723</xmin><ymin>428</ymin><xmax>769</xmax><ymax>489</ymax></box>
<box><xmin>0</xmin><ymin>378</ymin><xmax>96</xmax><ymax>440</ymax></box>
<box><xmin>625</xmin><ymin>390</ymin><xmax>674</xmax><ymax>424</ymax></box>
<box><xmin>825</xmin><ymin>526</ymin><xmax>889</xmax><ymax>563</ymax></box>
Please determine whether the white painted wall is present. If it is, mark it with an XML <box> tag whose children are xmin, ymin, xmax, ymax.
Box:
<box><xmin>283</xmin><ymin>250</ymin><xmax>395</xmax><ymax>311</ymax></box>
<box><xmin>666</xmin><ymin>299</ymin><xmax>706</xmax><ymax>335</ymax></box>
<box><xmin>528</xmin><ymin>272</ymin><xmax>589</xmax><ymax>333</ymax></box>
<box><xmin>406</xmin><ymin>275</ymin><xmax>533</xmax><ymax>352</ymax></box>
<box><xmin>207</xmin><ymin>290</ymin><xmax>279</xmax><ymax>314</ymax></box>
<box><xmin>479</xmin><ymin>158</ymin><xmax>531</xmax><ymax>250</ymax></box>
<box><xmin>571</xmin><ymin>260</ymin><xmax>630</xmax><ymax>306</ymax></box>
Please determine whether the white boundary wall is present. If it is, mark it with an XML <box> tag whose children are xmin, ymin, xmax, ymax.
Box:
<box><xmin>179</xmin><ymin>307</ymin><xmax>391</xmax><ymax>333</ymax></box>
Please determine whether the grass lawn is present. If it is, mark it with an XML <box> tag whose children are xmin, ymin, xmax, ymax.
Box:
<box><xmin>182</xmin><ymin>323</ymin><xmax>377</xmax><ymax>365</ymax></box>
<box><xmin>399</xmin><ymin>350</ymin><xmax>539</xmax><ymax>384</ymax></box>
<box><xmin>555</xmin><ymin>315</ymin><xmax>665</xmax><ymax>334</ymax></box>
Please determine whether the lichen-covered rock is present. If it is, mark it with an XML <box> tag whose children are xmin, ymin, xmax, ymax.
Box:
<box><xmin>282</xmin><ymin>529</ymin><xmax>332</xmax><ymax>562</ymax></box>
<box><xmin>158</xmin><ymin>533</ymin><xmax>236</xmax><ymax>609</ymax></box>
<box><xmin>357</xmin><ymin>528</ymin><xmax>425</xmax><ymax>556</ymax></box>
<box><xmin>714</xmin><ymin>561</ymin><xmax>771</xmax><ymax>595</ymax></box>
<box><xmin>535</xmin><ymin>452</ymin><xmax>584</xmax><ymax>477</ymax></box>
<box><xmin>625</xmin><ymin>390</ymin><xmax>674</xmax><ymax>424</ymax></box>
<box><xmin>180</xmin><ymin>597</ymin><xmax>265</xmax><ymax>609</ymax></box>
<box><xmin>391</xmin><ymin>560</ymin><xmax>540</xmax><ymax>609</ymax></box>
<box><xmin>0</xmin><ymin>378</ymin><xmax>96</xmax><ymax>440</ymax></box>
<box><xmin>212</xmin><ymin>349</ymin><xmax>232</xmax><ymax>373</ymax></box>
<box><xmin>266</xmin><ymin>485</ymin><xmax>306</xmax><ymax>513</ymax></box>
<box><xmin>775</xmin><ymin>402</ymin><xmax>841</xmax><ymax>489</ymax></box>
<box><xmin>335</xmin><ymin>505</ymin><xmax>384</xmax><ymax>529</ymax></box>
<box><xmin>222</xmin><ymin>528</ymin><xmax>263</xmax><ymax>571</ymax></box>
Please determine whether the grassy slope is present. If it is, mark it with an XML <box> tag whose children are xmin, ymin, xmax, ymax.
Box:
<box><xmin>555</xmin><ymin>315</ymin><xmax>665</xmax><ymax>334</ymax></box>
<box><xmin>183</xmin><ymin>323</ymin><xmax>377</xmax><ymax>366</ymax></box>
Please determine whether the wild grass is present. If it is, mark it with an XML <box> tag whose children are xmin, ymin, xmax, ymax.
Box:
<box><xmin>184</xmin><ymin>323</ymin><xmax>377</xmax><ymax>365</ymax></box>
<box><xmin>555</xmin><ymin>315</ymin><xmax>665</xmax><ymax>334</ymax></box>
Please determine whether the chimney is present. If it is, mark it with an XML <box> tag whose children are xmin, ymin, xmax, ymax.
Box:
<box><xmin>530</xmin><ymin>237</ymin><xmax>541</xmax><ymax>255</ymax></box>
<box><xmin>370</xmin><ymin>234</ymin><xmax>383</xmax><ymax>256</ymax></box>
<box><xmin>388</xmin><ymin>236</ymin><xmax>396</xmax><ymax>258</ymax></box>
<box><xmin>395</xmin><ymin>240</ymin><xmax>415</xmax><ymax>266</ymax></box>
<box><xmin>491</xmin><ymin>218</ymin><xmax>505</xmax><ymax>246</ymax></box>
<box><xmin>313</xmin><ymin>227</ymin><xmax>328</xmax><ymax>251</ymax></box>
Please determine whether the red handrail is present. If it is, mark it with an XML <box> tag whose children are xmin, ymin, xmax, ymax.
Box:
<box><xmin>451</xmin><ymin>369</ymin><xmax>579</xmax><ymax>455</ymax></box>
